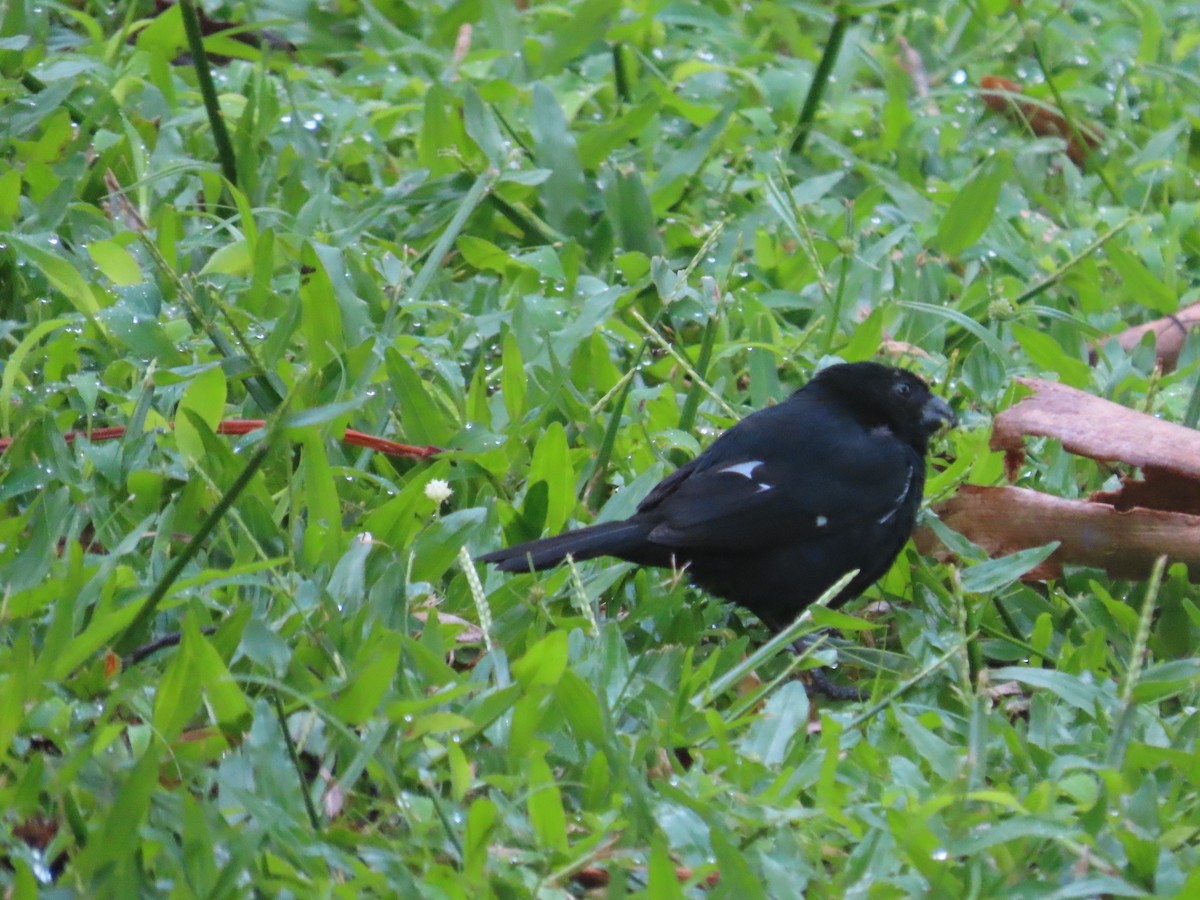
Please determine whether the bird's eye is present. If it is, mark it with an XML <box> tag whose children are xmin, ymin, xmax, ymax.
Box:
<box><xmin>894</xmin><ymin>382</ymin><xmax>911</xmax><ymax>397</ymax></box>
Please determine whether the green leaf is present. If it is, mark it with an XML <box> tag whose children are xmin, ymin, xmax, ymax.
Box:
<box><xmin>332</xmin><ymin>631</ymin><xmax>403</xmax><ymax>725</ymax></box>
<box><xmin>463</xmin><ymin>85</ymin><xmax>506</xmax><ymax>164</ymax></box>
<box><xmin>501</xmin><ymin>330</ymin><xmax>527</xmax><ymax>424</ymax></box>
<box><xmin>300</xmin><ymin>432</ymin><xmax>341</xmax><ymax>566</ymax></box>
<box><xmin>8</xmin><ymin>234</ymin><xmax>102</xmax><ymax>317</ymax></box>
<box><xmin>527</xmin><ymin>754</ymin><xmax>569</xmax><ymax>852</ymax></box>
<box><xmin>526</xmin><ymin>421</ymin><xmax>573</xmax><ymax>534</ymax></box>
<box><xmin>87</xmin><ymin>239</ymin><xmax>143</xmax><ymax>285</ymax></box>
<box><xmin>154</xmin><ymin>618</ymin><xmax>203</xmax><ymax>741</ymax></box>
<box><xmin>1010</xmin><ymin>324</ymin><xmax>1091</xmax><ymax>387</ymax></box>
<box><xmin>935</xmin><ymin>151</ymin><xmax>1012</xmax><ymax>256</ymax></box>
<box><xmin>190</xmin><ymin>617</ymin><xmax>252</xmax><ymax>731</ymax></box>
<box><xmin>740</xmin><ymin>681</ymin><xmax>809</xmax><ymax>766</ymax></box>
<box><xmin>809</xmin><ymin>606</ymin><xmax>882</xmax><ymax>632</ymax></box>
<box><xmin>989</xmin><ymin>667</ymin><xmax>1112</xmax><ymax>714</ymax></box>
<box><xmin>960</xmin><ymin>542</ymin><xmax>1059</xmax><ymax>594</ymax></box>
<box><xmin>531</xmin><ymin>82</ymin><xmax>586</xmax><ymax>236</ymax></box>
<box><xmin>386</xmin><ymin>348</ymin><xmax>453</xmax><ymax>445</ymax></box>
<box><xmin>457</xmin><ymin>234</ymin><xmax>510</xmax><ymax>274</ymax></box>
<box><xmin>199</xmin><ymin>239</ymin><xmax>253</xmax><ymax>276</ymax></box>
<box><xmin>0</xmin><ymin>316</ymin><xmax>71</xmax><ymax>433</ymax></box>
<box><xmin>1106</xmin><ymin>242</ymin><xmax>1176</xmax><ymax>313</ymax></box>
<box><xmin>175</xmin><ymin>364</ymin><xmax>227</xmax><ymax>462</ymax></box>
<box><xmin>603</xmin><ymin>164</ymin><xmax>662</xmax><ymax>257</ymax></box>
<box><xmin>512</xmin><ymin>630</ymin><xmax>569</xmax><ymax>690</ymax></box>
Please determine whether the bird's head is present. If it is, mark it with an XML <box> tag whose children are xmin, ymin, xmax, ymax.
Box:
<box><xmin>812</xmin><ymin>361</ymin><xmax>956</xmax><ymax>454</ymax></box>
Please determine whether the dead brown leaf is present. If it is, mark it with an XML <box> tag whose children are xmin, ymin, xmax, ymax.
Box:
<box><xmin>980</xmin><ymin>75</ymin><xmax>1102</xmax><ymax>168</ymax></box>
<box><xmin>990</xmin><ymin>378</ymin><xmax>1200</xmax><ymax>488</ymax></box>
<box><xmin>917</xmin><ymin>378</ymin><xmax>1200</xmax><ymax>581</ymax></box>
<box><xmin>1099</xmin><ymin>300</ymin><xmax>1200</xmax><ymax>373</ymax></box>
<box><xmin>916</xmin><ymin>484</ymin><xmax>1200</xmax><ymax>581</ymax></box>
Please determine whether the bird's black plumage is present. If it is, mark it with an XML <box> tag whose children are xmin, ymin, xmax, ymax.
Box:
<box><xmin>478</xmin><ymin>362</ymin><xmax>955</xmax><ymax>629</ymax></box>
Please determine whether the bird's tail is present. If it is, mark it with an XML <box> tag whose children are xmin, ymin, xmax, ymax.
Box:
<box><xmin>477</xmin><ymin>521</ymin><xmax>649</xmax><ymax>572</ymax></box>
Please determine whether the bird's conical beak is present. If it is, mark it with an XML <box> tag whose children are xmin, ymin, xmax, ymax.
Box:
<box><xmin>921</xmin><ymin>395</ymin><xmax>957</xmax><ymax>433</ymax></box>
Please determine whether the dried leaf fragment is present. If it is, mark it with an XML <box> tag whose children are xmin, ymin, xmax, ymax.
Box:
<box><xmin>991</xmin><ymin>378</ymin><xmax>1200</xmax><ymax>489</ymax></box>
<box><xmin>980</xmin><ymin>75</ymin><xmax>1102</xmax><ymax>168</ymax></box>
<box><xmin>1100</xmin><ymin>300</ymin><xmax>1200</xmax><ymax>372</ymax></box>
<box><xmin>917</xmin><ymin>485</ymin><xmax>1200</xmax><ymax>581</ymax></box>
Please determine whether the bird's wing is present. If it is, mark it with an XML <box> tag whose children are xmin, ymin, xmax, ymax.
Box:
<box><xmin>638</xmin><ymin>419</ymin><xmax>920</xmax><ymax>551</ymax></box>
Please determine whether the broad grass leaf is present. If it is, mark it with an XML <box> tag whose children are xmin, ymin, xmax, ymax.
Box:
<box><xmin>555</xmin><ymin>669</ymin><xmax>606</xmax><ymax>745</ymax></box>
<box><xmin>740</xmin><ymin>681</ymin><xmax>809</xmax><ymax>766</ymax></box>
<box><xmin>463</xmin><ymin>85</ymin><xmax>505</xmax><ymax>164</ymax></box>
<box><xmin>332</xmin><ymin>631</ymin><xmax>402</xmax><ymax>725</ymax></box>
<box><xmin>87</xmin><ymin>238</ymin><xmax>142</xmax><ymax>285</ymax></box>
<box><xmin>8</xmin><ymin>234</ymin><xmax>102</xmax><ymax>316</ymax></box>
<box><xmin>409</xmin><ymin>507</ymin><xmax>487</xmax><ymax>584</ymax></box>
<box><xmin>526</xmin><ymin>754</ymin><xmax>569</xmax><ymax>852</ymax></box>
<box><xmin>1131</xmin><ymin>658</ymin><xmax>1200</xmax><ymax>702</ymax></box>
<box><xmin>989</xmin><ymin>667</ymin><xmax>1111</xmax><ymax>713</ymax></box>
<box><xmin>457</xmin><ymin>234</ymin><xmax>510</xmax><ymax>274</ymax></box>
<box><xmin>809</xmin><ymin>606</ymin><xmax>882</xmax><ymax>632</ymax></box>
<box><xmin>711</xmin><ymin>828</ymin><xmax>767</xmax><ymax>899</ymax></box>
<box><xmin>577</xmin><ymin>99</ymin><xmax>659</xmax><ymax>167</ymax></box>
<box><xmin>190</xmin><ymin>617</ymin><xmax>252</xmax><ymax>732</ymax></box>
<box><xmin>199</xmin><ymin>239</ymin><xmax>252</xmax><ymax>276</ymax></box>
<box><xmin>531</xmin><ymin>83</ymin><xmax>586</xmax><ymax>236</ymax></box>
<box><xmin>960</xmin><ymin>542</ymin><xmax>1059</xmax><ymax>594</ymax></box>
<box><xmin>463</xmin><ymin>798</ymin><xmax>497</xmax><ymax>880</ymax></box>
<box><xmin>1107</xmin><ymin>242</ymin><xmax>1176</xmax><ymax>313</ymax></box>
<box><xmin>512</xmin><ymin>630</ymin><xmax>569</xmax><ymax>690</ymax></box>
<box><xmin>1010</xmin><ymin>324</ymin><xmax>1091</xmax><ymax>387</ymax></box>
<box><xmin>175</xmin><ymin>364</ymin><xmax>226</xmax><ymax>462</ymax></box>
<box><xmin>526</xmin><ymin>421</ymin><xmax>573</xmax><ymax>534</ymax></box>
<box><xmin>501</xmin><ymin>331</ymin><xmax>527</xmax><ymax>423</ymax></box>
<box><xmin>155</xmin><ymin>618</ymin><xmax>203</xmax><ymax>741</ymax></box>
<box><xmin>935</xmin><ymin>151</ymin><xmax>1012</xmax><ymax>256</ymax></box>
<box><xmin>386</xmin><ymin>349</ymin><xmax>453</xmax><ymax>445</ymax></box>
<box><xmin>0</xmin><ymin>315</ymin><xmax>70</xmax><ymax>432</ymax></box>
<box><xmin>300</xmin><ymin>432</ymin><xmax>341</xmax><ymax>567</ymax></box>
<box><xmin>540</xmin><ymin>0</ymin><xmax>618</xmax><ymax>74</ymax></box>
<box><xmin>602</xmin><ymin>164</ymin><xmax>662</xmax><ymax>257</ymax></box>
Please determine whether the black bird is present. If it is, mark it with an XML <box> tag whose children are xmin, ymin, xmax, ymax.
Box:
<box><xmin>479</xmin><ymin>362</ymin><xmax>955</xmax><ymax>630</ymax></box>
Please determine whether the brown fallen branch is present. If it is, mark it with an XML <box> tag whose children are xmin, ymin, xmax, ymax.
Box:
<box><xmin>1094</xmin><ymin>300</ymin><xmax>1200</xmax><ymax>373</ymax></box>
<box><xmin>916</xmin><ymin>485</ymin><xmax>1200</xmax><ymax>581</ymax></box>
<box><xmin>919</xmin><ymin>378</ymin><xmax>1200</xmax><ymax>580</ymax></box>
<box><xmin>991</xmin><ymin>378</ymin><xmax>1200</xmax><ymax>495</ymax></box>
<box><xmin>980</xmin><ymin>75</ymin><xmax>1102</xmax><ymax>168</ymax></box>
<box><xmin>0</xmin><ymin>419</ymin><xmax>442</xmax><ymax>459</ymax></box>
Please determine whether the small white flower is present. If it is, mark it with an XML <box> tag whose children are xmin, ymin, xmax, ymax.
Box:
<box><xmin>424</xmin><ymin>478</ymin><xmax>453</xmax><ymax>505</ymax></box>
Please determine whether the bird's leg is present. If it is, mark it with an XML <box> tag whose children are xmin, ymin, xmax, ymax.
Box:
<box><xmin>803</xmin><ymin>664</ymin><xmax>866</xmax><ymax>702</ymax></box>
<box><xmin>789</xmin><ymin>634</ymin><xmax>866</xmax><ymax>703</ymax></box>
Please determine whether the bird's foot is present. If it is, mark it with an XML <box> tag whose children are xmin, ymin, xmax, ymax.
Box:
<box><xmin>803</xmin><ymin>667</ymin><xmax>865</xmax><ymax>702</ymax></box>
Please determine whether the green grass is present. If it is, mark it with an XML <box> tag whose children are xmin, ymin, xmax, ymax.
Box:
<box><xmin>2</xmin><ymin>0</ymin><xmax>1200</xmax><ymax>895</ymax></box>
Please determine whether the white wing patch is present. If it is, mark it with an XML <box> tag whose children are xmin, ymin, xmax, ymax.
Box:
<box><xmin>718</xmin><ymin>460</ymin><xmax>764</xmax><ymax>479</ymax></box>
<box><xmin>718</xmin><ymin>460</ymin><xmax>774</xmax><ymax>493</ymax></box>
<box><xmin>878</xmin><ymin>464</ymin><xmax>915</xmax><ymax>524</ymax></box>
<box><xmin>815</xmin><ymin>514</ymin><xmax>828</xmax><ymax>527</ymax></box>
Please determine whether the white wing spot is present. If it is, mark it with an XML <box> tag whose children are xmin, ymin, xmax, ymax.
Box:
<box><xmin>756</xmin><ymin>483</ymin><xmax>773</xmax><ymax>493</ymax></box>
<box><xmin>718</xmin><ymin>460</ymin><xmax>764</xmax><ymax>479</ymax></box>
<box><xmin>815</xmin><ymin>514</ymin><xmax>828</xmax><ymax>527</ymax></box>
<box><xmin>878</xmin><ymin>465</ymin><xmax>915</xmax><ymax>524</ymax></box>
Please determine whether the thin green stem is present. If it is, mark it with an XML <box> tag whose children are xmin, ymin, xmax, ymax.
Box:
<box><xmin>790</xmin><ymin>13</ymin><xmax>850</xmax><ymax>156</ymax></box>
<box><xmin>272</xmin><ymin>691</ymin><xmax>323</xmax><ymax>831</ymax></box>
<box><xmin>179</xmin><ymin>0</ymin><xmax>239</xmax><ymax>189</ymax></box>
<box><xmin>114</xmin><ymin>414</ymin><xmax>284</xmax><ymax>653</ymax></box>
<box><xmin>1013</xmin><ymin>5</ymin><xmax>1119</xmax><ymax>204</ymax></box>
